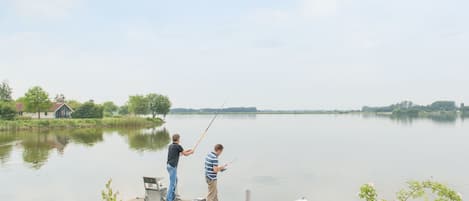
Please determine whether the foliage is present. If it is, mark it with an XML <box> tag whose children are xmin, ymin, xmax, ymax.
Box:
<box><xmin>0</xmin><ymin>117</ymin><xmax>162</xmax><ymax>131</ymax></box>
<box><xmin>359</xmin><ymin>180</ymin><xmax>462</xmax><ymax>201</ymax></box>
<box><xmin>66</xmin><ymin>100</ymin><xmax>82</xmax><ymax>110</ymax></box>
<box><xmin>23</xmin><ymin>86</ymin><xmax>52</xmax><ymax>119</ymax></box>
<box><xmin>118</xmin><ymin>105</ymin><xmax>129</xmax><ymax>115</ymax></box>
<box><xmin>0</xmin><ymin>81</ymin><xmax>13</xmax><ymax>102</ymax></box>
<box><xmin>147</xmin><ymin>93</ymin><xmax>172</xmax><ymax>118</ymax></box>
<box><xmin>71</xmin><ymin>101</ymin><xmax>104</xmax><ymax>119</ymax></box>
<box><xmin>102</xmin><ymin>101</ymin><xmax>118</xmax><ymax>117</ymax></box>
<box><xmin>0</xmin><ymin>101</ymin><xmax>16</xmax><ymax>120</ymax></box>
<box><xmin>128</xmin><ymin>95</ymin><xmax>149</xmax><ymax>115</ymax></box>
<box><xmin>429</xmin><ymin>101</ymin><xmax>457</xmax><ymax>111</ymax></box>
<box><xmin>359</xmin><ymin>183</ymin><xmax>383</xmax><ymax>201</ymax></box>
<box><xmin>101</xmin><ymin>179</ymin><xmax>121</xmax><ymax>201</ymax></box>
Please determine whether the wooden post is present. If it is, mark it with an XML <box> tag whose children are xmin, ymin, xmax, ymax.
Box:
<box><xmin>245</xmin><ymin>189</ymin><xmax>251</xmax><ymax>201</ymax></box>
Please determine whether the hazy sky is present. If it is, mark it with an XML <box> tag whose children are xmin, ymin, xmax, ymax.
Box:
<box><xmin>1</xmin><ymin>0</ymin><xmax>468</xmax><ymax>110</ymax></box>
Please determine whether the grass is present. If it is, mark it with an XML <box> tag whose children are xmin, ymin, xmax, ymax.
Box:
<box><xmin>0</xmin><ymin>117</ymin><xmax>164</xmax><ymax>132</ymax></box>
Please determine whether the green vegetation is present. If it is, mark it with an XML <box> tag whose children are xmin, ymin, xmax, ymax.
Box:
<box><xmin>147</xmin><ymin>93</ymin><xmax>171</xmax><ymax>118</ymax></box>
<box><xmin>0</xmin><ymin>82</ymin><xmax>172</xmax><ymax>126</ymax></box>
<box><xmin>362</xmin><ymin>100</ymin><xmax>468</xmax><ymax>120</ymax></box>
<box><xmin>101</xmin><ymin>179</ymin><xmax>121</xmax><ymax>201</ymax></box>
<box><xmin>0</xmin><ymin>117</ymin><xmax>163</xmax><ymax>132</ymax></box>
<box><xmin>128</xmin><ymin>93</ymin><xmax>172</xmax><ymax>118</ymax></box>
<box><xmin>128</xmin><ymin>95</ymin><xmax>148</xmax><ymax>115</ymax></box>
<box><xmin>0</xmin><ymin>81</ymin><xmax>13</xmax><ymax>102</ymax></box>
<box><xmin>359</xmin><ymin>180</ymin><xmax>462</xmax><ymax>201</ymax></box>
<box><xmin>72</xmin><ymin>101</ymin><xmax>104</xmax><ymax>119</ymax></box>
<box><xmin>118</xmin><ymin>104</ymin><xmax>129</xmax><ymax>115</ymax></box>
<box><xmin>0</xmin><ymin>101</ymin><xmax>16</xmax><ymax>120</ymax></box>
<box><xmin>103</xmin><ymin>101</ymin><xmax>118</xmax><ymax>117</ymax></box>
<box><xmin>22</xmin><ymin>86</ymin><xmax>52</xmax><ymax>119</ymax></box>
<box><xmin>0</xmin><ymin>81</ymin><xmax>16</xmax><ymax>120</ymax></box>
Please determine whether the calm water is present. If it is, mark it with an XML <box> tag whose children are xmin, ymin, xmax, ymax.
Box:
<box><xmin>1</xmin><ymin>114</ymin><xmax>469</xmax><ymax>201</ymax></box>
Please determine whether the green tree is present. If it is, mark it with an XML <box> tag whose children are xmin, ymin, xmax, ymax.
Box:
<box><xmin>23</xmin><ymin>86</ymin><xmax>52</xmax><ymax>119</ymax></box>
<box><xmin>66</xmin><ymin>100</ymin><xmax>82</xmax><ymax>110</ymax></box>
<box><xmin>128</xmin><ymin>95</ymin><xmax>148</xmax><ymax>116</ymax></box>
<box><xmin>429</xmin><ymin>101</ymin><xmax>457</xmax><ymax>111</ymax></box>
<box><xmin>102</xmin><ymin>101</ymin><xmax>118</xmax><ymax>117</ymax></box>
<box><xmin>72</xmin><ymin>101</ymin><xmax>104</xmax><ymax>119</ymax></box>
<box><xmin>0</xmin><ymin>81</ymin><xmax>13</xmax><ymax>102</ymax></box>
<box><xmin>118</xmin><ymin>104</ymin><xmax>129</xmax><ymax>116</ymax></box>
<box><xmin>147</xmin><ymin>93</ymin><xmax>172</xmax><ymax>118</ymax></box>
<box><xmin>0</xmin><ymin>101</ymin><xmax>16</xmax><ymax>120</ymax></box>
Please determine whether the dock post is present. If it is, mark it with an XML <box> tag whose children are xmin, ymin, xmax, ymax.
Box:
<box><xmin>245</xmin><ymin>189</ymin><xmax>251</xmax><ymax>201</ymax></box>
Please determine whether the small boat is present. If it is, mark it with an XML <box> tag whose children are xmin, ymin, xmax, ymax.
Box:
<box><xmin>129</xmin><ymin>177</ymin><xmax>206</xmax><ymax>201</ymax></box>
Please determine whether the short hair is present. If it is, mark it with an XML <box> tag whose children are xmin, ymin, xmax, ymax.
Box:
<box><xmin>172</xmin><ymin>134</ymin><xmax>180</xmax><ymax>142</ymax></box>
<box><xmin>214</xmin><ymin>144</ymin><xmax>224</xmax><ymax>151</ymax></box>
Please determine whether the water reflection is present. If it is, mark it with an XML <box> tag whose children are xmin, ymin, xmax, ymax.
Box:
<box><xmin>120</xmin><ymin>128</ymin><xmax>170</xmax><ymax>152</ymax></box>
<box><xmin>362</xmin><ymin>113</ymin><xmax>462</xmax><ymax>124</ymax></box>
<box><xmin>0</xmin><ymin>127</ymin><xmax>169</xmax><ymax>169</ymax></box>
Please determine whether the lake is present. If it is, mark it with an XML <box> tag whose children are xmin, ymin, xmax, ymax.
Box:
<box><xmin>1</xmin><ymin>114</ymin><xmax>468</xmax><ymax>201</ymax></box>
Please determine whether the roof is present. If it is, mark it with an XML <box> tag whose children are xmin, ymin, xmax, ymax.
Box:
<box><xmin>16</xmin><ymin>102</ymin><xmax>73</xmax><ymax>112</ymax></box>
<box><xmin>16</xmin><ymin>103</ymin><xmax>24</xmax><ymax>112</ymax></box>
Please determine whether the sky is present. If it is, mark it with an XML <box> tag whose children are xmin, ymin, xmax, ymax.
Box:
<box><xmin>0</xmin><ymin>0</ymin><xmax>468</xmax><ymax>110</ymax></box>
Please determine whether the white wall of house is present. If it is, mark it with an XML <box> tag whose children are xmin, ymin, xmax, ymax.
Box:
<box><xmin>21</xmin><ymin>112</ymin><xmax>55</xmax><ymax>119</ymax></box>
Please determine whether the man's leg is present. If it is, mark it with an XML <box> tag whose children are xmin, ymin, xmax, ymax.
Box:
<box><xmin>206</xmin><ymin>178</ymin><xmax>218</xmax><ymax>201</ymax></box>
<box><xmin>166</xmin><ymin>165</ymin><xmax>177</xmax><ymax>201</ymax></box>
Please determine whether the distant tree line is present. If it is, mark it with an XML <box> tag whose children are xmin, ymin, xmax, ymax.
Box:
<box><xmin>0</xmin><ymin>80</ymin><xmax>171</xmax><ymax>120</ymax></box>
<box><xmin>171</xmin><ymin>107</ymin><xmax>258</xmax><ymax>113</ymax></box>
<box><xmin>362</xmin><ymin>100</ymin><xmax>467</xmax><ymax>117</ymax></box>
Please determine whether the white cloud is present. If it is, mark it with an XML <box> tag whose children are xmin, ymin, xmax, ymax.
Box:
<box><xmin>301</xmin><ymin>0</ymin><xmax>338</xmax><ymax>17</ymax></box>
<box><xmin>11</xmin><ymin>0</ymin><xmax>81</xmax><ymax>17</ymax></box>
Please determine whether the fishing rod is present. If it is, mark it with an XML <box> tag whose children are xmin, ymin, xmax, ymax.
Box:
<box><xmin>192</xmin><ymin>101</ymin><xmax>226</xmax><ymax>152</ymax></box>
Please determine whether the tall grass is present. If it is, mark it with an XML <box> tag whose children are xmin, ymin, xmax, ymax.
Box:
<box><xmin>0</xmin><ymin>117</ymin><xmax>163</xmax><ymax>132</ymax></box>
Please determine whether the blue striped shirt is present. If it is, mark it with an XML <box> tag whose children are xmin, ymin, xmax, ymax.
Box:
<box><xmin>205</xmin><ymin>152</ymin><xmax>219</xmax><ymax>180</ymax></box>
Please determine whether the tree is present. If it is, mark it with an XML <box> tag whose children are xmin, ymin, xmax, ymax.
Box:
<box><xmin>429</xmin><ymin>101</ymin><xmax>457</xmax><ymax>111</ymax></box>
<box><xmin>71</xmin><ymin>101</ymin><xmax>104</xmax><ymax>119</ymax></box>
<box><xmin>156</xmin><ymin>95</ymin><xmax>171</xmax><ymax>118</ymax></box>
<box><xmin>0</xmin><ymin>81</ymin><xmax>13</xmax><ymax>102</ymax></box>
<box><xmin>0</xmin><ymin>101</ymin><xmax>16</xmax><ymax>120</ymax></box>
<box><xmin>118</xmin><ymin>105</ymin><xmax>129</xmax><ymax>116</ymax></box>
<box><xmin>23</xmin><ymin>86</ymin><xmax>52</xmax><ymax>119</ymax></box>
<box><xmin>66</xmin><ymin>100</ymin><xmax>82</xmax><ymax>110</ymax></box>
<box><xmin>147</xmin><ymin>93</ymin><xmax>172</xmax><ymax>118</ymax></box>
<box><xmin>128</xmin><ymin>95</ymin><xmax>148</xmax><ymax>116</ymax></box>
<box><xmin>102</xmin><ymin>101</ymin><xmax>118</xmax><ymax>117</ymax></box>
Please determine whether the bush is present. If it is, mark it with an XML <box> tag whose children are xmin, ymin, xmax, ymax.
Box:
<box><xmin>72</xmin><ymin>102</ymin><xmax>104</xmax><ymax>119</ymax></box>
<box><xmin>359</xmin><ymin>180</ymin><xmax>462</xmax><ymax>201</ymax></box>
<box><xmin>0</xmin><ymin>101</ymin><xmax>16</xmax><ymax>120</ymax></box>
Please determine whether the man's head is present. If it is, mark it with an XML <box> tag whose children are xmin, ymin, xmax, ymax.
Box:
<box><xmin>172</xmin><ymin>134</ymin><xmax>180</xmax><ymax>143</ymax></box>
<box><xmin>214</xmin><ymin>144</ymin><xmax>224</xmax><ymax>155</ymax></box>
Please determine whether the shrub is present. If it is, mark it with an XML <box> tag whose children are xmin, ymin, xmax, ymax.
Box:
<box><xmin>359</xmin><ymin>180</ymin><xmax>462</xmax><ymax>201</ymax></box>
<box><xmin>72</xmin><ymin>101</ymin><xmax>104</xmax><ymax>119</ymax></box>
<box><xmin>0</xmin><ymin>101</ymin><xmax>16</xmax><ymax>120</ymax></box>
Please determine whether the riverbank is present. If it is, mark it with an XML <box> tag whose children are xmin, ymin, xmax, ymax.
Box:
<box><xmin>0</xmin><ymin>117</ymin><xmax>163</xmax><ymax>132</ymax></box>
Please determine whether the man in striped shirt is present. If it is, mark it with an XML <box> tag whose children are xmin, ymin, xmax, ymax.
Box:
<box><xmin>205</xmin><ymin>144</ymin><xmax>226</xmax><ymax>201</ymax></box>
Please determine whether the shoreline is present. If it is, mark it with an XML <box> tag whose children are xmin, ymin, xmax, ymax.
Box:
<box><xmin>0</xmin><ymin>117</ymin><xmax>163</xmax><ymax>132</ymax></box>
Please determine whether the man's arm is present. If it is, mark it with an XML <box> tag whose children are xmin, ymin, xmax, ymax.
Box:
<box><xmin>181</xmin><ymin>149</ymin><xmax>193</xmax><ymax>156</ymax></box>
<box><xmin>213</xmin><ymin>164</ymin><xmax>227</xmax><ymax>173</ymax></box>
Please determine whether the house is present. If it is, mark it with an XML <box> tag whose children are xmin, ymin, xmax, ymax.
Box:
<box><xmin>16</xmin><ymin>102</ymin><xmax>74</xmax><ymax>119</ymax></box>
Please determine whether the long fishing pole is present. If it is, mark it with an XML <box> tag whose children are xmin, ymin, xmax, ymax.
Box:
<box><xmin>192</xmin><ymin>101</ymin><xmax>226</xmax><ymax>152</ymax></box>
